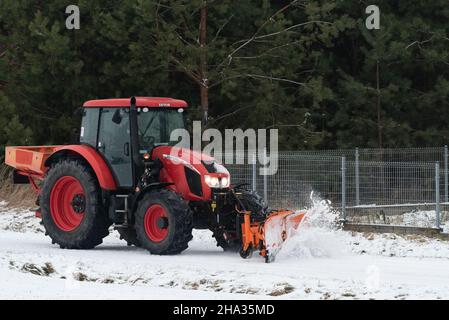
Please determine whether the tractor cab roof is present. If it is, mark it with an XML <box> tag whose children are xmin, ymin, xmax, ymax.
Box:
<box><xmin>83</xmin><ymin>97</ymin><xmax>188</xmax><ymax>108</ymax></box>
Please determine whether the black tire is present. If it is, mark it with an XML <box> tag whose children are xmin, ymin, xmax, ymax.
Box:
<box><xmin>40</xmin><ymin>160</ymin><xmax>111</xmax><ymax>249</ymax></box>
<box><xmin>117</xmin><ymin>227</ymin><xmax>140</xmax><ymax>247</ymax></box>
<box><xmin>135</xmin><ymin>189</ymin><xmax>193</xmax><ymax>255</ymax></box>
<box><xmin>235</xmin><ymin>187</ymin><xmax>268</xmax><ymax>220</ymax></box>
<box><xmin>212</xmin><ymin>231</ymin><xmax>241</xmax><ymax>252</ymax></box>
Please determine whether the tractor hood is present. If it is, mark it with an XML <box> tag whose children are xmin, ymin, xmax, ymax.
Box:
<box><xmin>152</xmin><ymin>146</ymin><xmax>230</xmax><ymax>201</ymax></box>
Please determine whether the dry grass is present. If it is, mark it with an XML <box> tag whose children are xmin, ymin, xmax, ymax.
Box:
<box><xmin>0</xmin><ymin>164</ymin><xmax>36</xmax><ymax>208</ymax></box>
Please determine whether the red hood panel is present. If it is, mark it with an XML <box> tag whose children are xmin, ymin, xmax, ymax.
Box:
<box><xmin>151</xmin><ymin>146</ymin><xmax>229</xmax><ymax>201</ymax></box>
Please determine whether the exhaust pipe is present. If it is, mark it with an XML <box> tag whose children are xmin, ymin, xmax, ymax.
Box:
<box><xmin>130</xmin><ymin>97</ymin><xmax>143</xmax><ymax>188</ymax></box>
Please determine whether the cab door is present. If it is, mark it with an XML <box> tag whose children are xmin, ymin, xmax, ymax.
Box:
<box><xmin>97</xmin><ymin>108</ymin><xmax>133</xmax><ymax>188</ymax></box>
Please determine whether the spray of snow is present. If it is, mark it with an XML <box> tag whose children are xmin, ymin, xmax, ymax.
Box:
<box><xmin>275</xmin><ymin>192</ymin><xmax>449</xmax><ymax>261</ymax></box>
<box><xmin>276</xmin><ymin>192</ymin><xmax>348</xmax><ymax>260</ymax></box>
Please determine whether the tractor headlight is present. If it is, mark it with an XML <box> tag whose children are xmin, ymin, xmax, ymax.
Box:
<box><xmin>205</xmin><ymin>175</ymin><xmax>230</xmax><ymax>188</ymax></box>
<box><xmin>220</xmin><ymin>177</ymin><xmax>229</xmax><ymax>188</ymax></box>
<box><xmin>206</xmin><ymin>176</ymin><xmax>220</xmax><ymax>188</ymax></box>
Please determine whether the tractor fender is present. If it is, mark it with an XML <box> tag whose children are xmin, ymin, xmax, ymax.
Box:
<box><xmin>44</xmin><ymin>145</ymin><xmax>117</xmax><ymax>190</ymax></box>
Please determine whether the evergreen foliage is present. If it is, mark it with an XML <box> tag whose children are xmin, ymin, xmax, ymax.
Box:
<box><xmin>0</xmin><ymin>1</ymin><xmax>447</xmax><ymax>152</ymax></box>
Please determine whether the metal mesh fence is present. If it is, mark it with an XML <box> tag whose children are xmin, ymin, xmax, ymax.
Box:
<box><xmin>224</xmin><ymin>153</ymin><xmax>342</xmax><ymax>209</ymax></box>
<box><xmin>222</xmin><ymin>147</ymin><xmax>449</xmax><ymax>229</ymax></box>
<box><xmin>357</xmin><ymin>147</ymin><xmax>445</xmax><ymax>163</ymax></box>
<box><xmin>1</xmin><ymin>147</ymin><xmax>447</xmax><ymax>229</ymax></box>
<box><xmin>222</xmin><ymin>152</ymin><xmax>254</xmax><ymax>190</ymax></box>
<box><xmin>265</xmin><ymin>155</ymin><xmax>342</xmax><ymax>209</ymax></box>
<box><xmin>281</xmin><ymin>147</ymin><xmax>446</xmax><ymax>162</ymax></box>
<box><xmin>346</xmin><ymin>161</ymin><xmax>438</xmax><ymax>206</ymax></box>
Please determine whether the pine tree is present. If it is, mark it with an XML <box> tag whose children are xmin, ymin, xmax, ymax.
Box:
<box><xmin>0</xmin><ymin>1</ymin><xmax>448</xmax><ymax>151</ymax></box>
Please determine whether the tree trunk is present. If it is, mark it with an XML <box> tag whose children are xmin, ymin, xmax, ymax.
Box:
<box><xmin>376</xmin><ymin>59</ymin><xmax>382</xmax><ymax>148</ymax></box>
<box><xmin>0</xmin><ymin>44</ymin><xmax>6</xmax><ymax>90</ymax></box>
<box><xmin>199</xmin><ymin>1</ymin><xmax>209</xmax><ymax>124</ymax></box>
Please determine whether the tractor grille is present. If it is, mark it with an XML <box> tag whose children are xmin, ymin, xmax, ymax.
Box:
<box><xmin>185</xmin><ymin>167</ymin><xmax>203</xmax><ymax>197</ymax></box>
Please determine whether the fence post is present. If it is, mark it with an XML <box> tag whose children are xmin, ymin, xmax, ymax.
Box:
<box><xmin>355</xmin><ymin>148</ymin><xmax>360</xmax><ymax>206</ymax></box>
<box><xmin>444</xmin><ymin>145</ymin><xmax>448</xmax><ymax>203</ymax></box>
<box><xmin>252</xmin><ymin>152</ymin><xmax>257</xmax><ymax>192</ymax></box>
<box><xmin>263</xmin><ymin>147</ymin><xmax>268</xmax><ymax>204</ymax></box>
<box><xmin>341</xmin><ymin>156</ymin><xmax>347</xmax><ymax>222</ymax></box>
<box><xmin>436</xmin><ymin>162</ymin><xmax>441</xmax><ymax>230</ymax></box>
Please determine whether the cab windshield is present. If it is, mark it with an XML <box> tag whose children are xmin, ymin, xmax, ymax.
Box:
<box><xmin>138</xmin><ymin>108</ymin><xmax>185</xmax><ymax>150</ymax></box>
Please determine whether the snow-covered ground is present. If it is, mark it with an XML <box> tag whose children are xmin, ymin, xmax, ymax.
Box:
<box><xmin>348</xmin><ymin>205</ymin><xmax>449</xmax><ymax>233</ymax></box>
<box><xmin>1</xmin><ymin>198</ymin><xmax>449</xmax><ymax>300</ymax></box>
<box><xmin>400</xmin><ymin>210</ymin><xmax>449</xmax><ymax>233</ymax></box>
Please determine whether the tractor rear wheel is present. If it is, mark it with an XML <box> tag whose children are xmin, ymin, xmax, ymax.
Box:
<box><xmin>135</xmin><ymin>189</ymin><xmax>193</xmax><ymax>255</ymax></box>
<box><xmin>40</xmin><ymin>160</ymin><xmax>111</xmax><ymax>249</ymax></box>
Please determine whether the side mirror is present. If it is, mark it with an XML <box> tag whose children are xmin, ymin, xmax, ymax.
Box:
<box><xmin>112</xmin><ymin>109</ymin><xmax>122</xmax><ymax>124</ymax></box>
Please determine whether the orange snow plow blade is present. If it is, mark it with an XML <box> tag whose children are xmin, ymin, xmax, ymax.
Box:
<box><xmin>239</xmin><ymin>209</ymin><xmax>306</xmax><ymax>263</ymax></box>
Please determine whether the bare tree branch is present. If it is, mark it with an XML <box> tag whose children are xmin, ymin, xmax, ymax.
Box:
<box><xmin>150</xmin><ymin>2</ymin><xmax>172</xmax><ymax>10</ymax></box>
<box><xmin>234</xmin><ymin>20</ymin><xmax>331</xmax><ymax>46</ymax></box>
<box><xmin>406</xmin><ymin>36</ymin><xmax>434</xmax><ymax>49</ymax></box>
<box><xmin>219</xmin><ymin>20</ymin><xmax>330</xmax><ymax>68</ymax></box>
<box><xmin>174</xmin><ymin>29</ymin><xmax>196</xmax><ymax>47</ymax></box>
<box><xmin>264</xmin><ymin>124</ymin><xmax>321</xmax><ymax>135</ymax></box>
<box><xmin>215</xmin><ymin>0</ymin><xmax>300</xmax><ymax>67</ymax></box>
<box><xmin>209</xmin><ymin>74</ymin><xmax>247</xmax><ymax>88</ymax></box>
<box><xmin>212</xmin><ymin>14</ymin><xmax>234</xmax><ymax>43</ymax></box>
<box><xmin>245</xmin><ymin>74</ymin><xmax>306</xmax><ymax>86</ymax></box>
<box><xmin>233</xmin><ymin>40</ymin><xmax>301</xmax><ymax>60</ymax></box>
<box><xmin>210</xmin><ymin>73</ymin><xmax>306</xmax><ymax>89</ymax></box>
<box><xmin>209</xmin><ymin>105</ymin><xmax>253</xmax><ymax>123</ymax></box>
<box><xmin>170</xmin><ymin>56</ymin><xmax>203</xmax><ymax>86</ymax></box>
<box><xmin>0</xmin><ymin>42</ymin><xmax>6</xmax><ymax>58</ymax></box>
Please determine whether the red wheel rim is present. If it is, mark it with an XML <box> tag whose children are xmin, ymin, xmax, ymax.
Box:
<box><xmin>50</xmin><ymin>176</ymin><xmax>85</xmax><ymax>232</ymax></box>
<box><xmin>144</xmin><ymin>204</ymin><xmax>169</xmax><ymax>242</ymax></box>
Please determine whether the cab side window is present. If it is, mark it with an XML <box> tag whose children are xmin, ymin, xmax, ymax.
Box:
<box><xmin>98</xmin><ymin>108</ymin><xmax>133</xmax><ymax>188</ymax></box>
<box><xmin>80</xmin><ymin>108</ymin><xmax>99</xmax><ymax>148</ymax></box>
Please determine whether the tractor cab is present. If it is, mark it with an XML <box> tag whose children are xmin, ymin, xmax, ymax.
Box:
<box><xmin>80</xmin><ymin>97</ymin><xmax>188</xmax><ymax>188</ymax></box>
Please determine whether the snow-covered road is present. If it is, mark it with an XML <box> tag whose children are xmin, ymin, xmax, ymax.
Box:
<box><xmin>1</xmin><ymin>200</ymin><xmax>449</xmax><ymax>300</ymax></box>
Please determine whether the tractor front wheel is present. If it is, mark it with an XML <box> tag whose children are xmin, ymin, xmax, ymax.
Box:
<box><xmin>40</xmin><ymin>160</ymin><xmax>111</xmax><ymax>249</ymax></box>
<box><xmin>135</xmin><ymin>190</ymin><xmax>193</xmax><ymax>255</ymax></box>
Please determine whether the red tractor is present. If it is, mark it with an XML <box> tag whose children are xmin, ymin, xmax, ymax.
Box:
<box><xmin>5</xmin><ymin>97</ymin><xmax>304</xmax><ymax>262</ymax></box>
